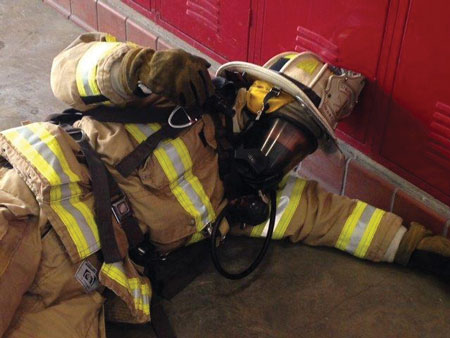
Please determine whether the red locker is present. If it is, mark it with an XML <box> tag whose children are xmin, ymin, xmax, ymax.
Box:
<box><xmin>158</xmin><ymin>0</ymin><xmax>251</xmax><ymax>61</ymax></box>
<box><xmin>381</xmin><ymin>0</ymin><xmax>450</xmax><ymax>202</ymax></box>
<box><xmin>254</xmin><ymin>0</ymin><xmax>389</xmax><ymax>80</ymax></box>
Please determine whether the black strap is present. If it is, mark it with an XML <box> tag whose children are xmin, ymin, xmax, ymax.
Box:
<box><xmin>78</xmin><ymin>138</ymin><xmax>123</xmax><ymax>263</ymax></box>
<box><xmin>116</xmin><ymin>124</ymin><xmax>183</xmax><ymax>177</ymax></box>
<box><xmin>46</xmin><ymin>104</ymin><xmax>176</xmax><ymax>125</ymax></box>
<box><xmin>107</xmin><ymin>170</ymin><xmax>144</xmax><ymax>248</ymax></box>
<box><xmin>67</xmin><ymin>127</ymin><xmax>144</xmax><ymax>261</ymax></box>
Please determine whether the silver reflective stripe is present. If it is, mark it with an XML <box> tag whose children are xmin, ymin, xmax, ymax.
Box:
<box><xmin>104</xmin><ymin>262</ymin><xmax>151</xmax><ymax>313</ymax></box>
<box><xmin>76</xmin><ymin>43</ymin><xmax>119</xmax><ymax>98</ymax></box>
<box><xmin>260</xmin><ymin>175</ymin><xmax>297</xmax><ymax>237</ymax></box>
<box><xmin>136</xmin><ymin>123</ymin><xmax>159</xmax><ymax>137</ymax></box>
<box><xmin>159</xmin><ymin>141</ymin><xmax>212</xmax><ymax>226</ymax></box>
<box><xmin>17</xmin><ymin>127</ymin><xmax>100</xmax><ymax>254</ymax></box>
<box><xmin>345</xmin><ymin>205</ymin><xmax>376</xmax><ymax>254</ymax></box>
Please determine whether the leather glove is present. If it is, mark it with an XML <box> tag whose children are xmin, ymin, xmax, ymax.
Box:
<box><xmin>120</xmin><ymin>47</ymin><xmax>214</xmax><ymax>107</ymax></box>
<box><xmin>395</xmin><ymin>222</ymin><xmax>450</xmax><ymax>281</ymax></box>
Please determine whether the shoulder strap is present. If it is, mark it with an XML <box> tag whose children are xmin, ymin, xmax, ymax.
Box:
<box><xmin>46</xmin><ymin>103</ymin><xmax>176</xmax><ymax>125</ymax></box>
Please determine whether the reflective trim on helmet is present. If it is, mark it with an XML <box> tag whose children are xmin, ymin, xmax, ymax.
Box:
<box><xmin>76</xmin><ymin>42</ymin><xmax>119</xmax><ymax>105</ymax></box>
<box><xmin>335</xmin><ymin>201</ymin><xmax>386</xmax><ymax>258</ymax></box>
<box><xmin>101</xmin><ymin>262</ymin><xmax>151</xmax><ymax>316</ymax></box>
<box><xmin>250</xmin><ymin>175</ymin><xmax>306</xmax><ymax>239</ymax></box>
<box><xmin>1</xmin><ymin>123</ymin><xmax>100</xmax><ymax>259</ymax></box>
<box><xmin>125</xmin><ymin>123</ymin><xmax>216</xmax><ymax>232</ymax></box>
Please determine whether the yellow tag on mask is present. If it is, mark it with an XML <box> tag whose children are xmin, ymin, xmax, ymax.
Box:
<box><xmin>246</xmin><ymin>80</ymin><xmax>294</xmax><ymax>114</ymax></box>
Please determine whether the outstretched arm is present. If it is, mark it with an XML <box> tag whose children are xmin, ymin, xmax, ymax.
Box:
<box><xmin>240</xmin><ymin>173</ymin><xmax>449</xmax><ymax>280</ymax></box>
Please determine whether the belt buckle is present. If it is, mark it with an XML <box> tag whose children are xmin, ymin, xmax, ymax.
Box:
<box><xmin>111</xmin><ymin>195</ymin><xmax>132</xmax><ymax>224</ymax></box>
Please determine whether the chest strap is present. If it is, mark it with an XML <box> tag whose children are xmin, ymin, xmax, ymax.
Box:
<box><xmin>66</xmin><ymin>127</ymin><xmax>144</xmax><ymax>263</ymax></box>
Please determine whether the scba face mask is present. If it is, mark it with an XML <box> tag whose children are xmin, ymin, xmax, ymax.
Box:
<box><xmin>234</xmin><ymin>83</ymin><xmax>320</xmax><ymax>192</ymax></box>
<box><xmin>235</xmin><ymin>113</ymin><xmax>317</xmax><ymax>189</ymax></box>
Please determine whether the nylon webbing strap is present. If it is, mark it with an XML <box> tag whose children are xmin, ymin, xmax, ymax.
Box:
<box><xmin>116</xmin><ymin>124</ymin><xmax>183</xmax><ymax>177</ymax></box>
<box><xmin>78</xmin><ymin>138</ymin><xmax>123</xmax><ymax>263</ymax></box>
<box><xmin>106</xmin><ymin>170</ymin><xmax>144</xmax><ymax>248</ymax></box>
<box><xmin>46</xmin><ymin>104</ymin><xmax>176</xmax><ymax>125</ymax></box>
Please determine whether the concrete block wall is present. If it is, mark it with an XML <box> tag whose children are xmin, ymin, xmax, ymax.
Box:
<box><xmin>43</xmin><ymin>0</ymin><xmax>450</xmax><ymax>237</ymax></box>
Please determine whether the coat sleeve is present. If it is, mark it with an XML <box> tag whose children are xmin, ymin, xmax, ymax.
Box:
<box><xmin>50</xmin><ymin>32</ymin><xmax>152</xmax><ymax>111</ymax></box>
<box><xmin>237</xmin><ymin>173</ymin><xmax>404</xmax><ymax>262</ymax></box>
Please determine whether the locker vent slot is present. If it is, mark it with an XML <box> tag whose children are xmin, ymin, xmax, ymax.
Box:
<box><xmin>295</xmin><ymin>26</ymin><xmax>339</xmax><ymax>62</ymax></box>
<box><xmin>186</xmin><ymin>0</ymin><xmax>220</xmax><ymax>32</ymax></box>
<box><xmin>426</xmin><ymin>101</ymin><xmax>450</xmax><ymax>170</ymax></box>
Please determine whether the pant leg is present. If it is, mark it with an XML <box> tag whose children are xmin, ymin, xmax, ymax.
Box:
<box><xmin>4</xmin><ymin>228</ymin><xmax>106</xmax><ymax>338</ymax></box>
<box><xmin>241</xmin><ymin>174</ymin><xmax>405</xmax><ymax>262</ymax></box>
<box><xmin>0</xmin><ymin>168</ymin><xmax>42</xmax><ymax>335</ymax></box>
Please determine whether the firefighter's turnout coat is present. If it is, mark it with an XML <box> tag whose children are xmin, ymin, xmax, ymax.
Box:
<box><xmin>0</xmin><ymin>33</ymin><xmax>404</xmax><ymax>337</ymax></box>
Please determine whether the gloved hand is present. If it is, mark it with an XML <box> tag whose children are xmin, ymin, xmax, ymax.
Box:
<box><xmin>395</xmin><ymin>222</ymin><xmax>450</xmax><ymax>281</ymax></box>
<box><xmin>120</xmin><ymin>47</ymin><xmax>214</xmax><ymax>107</ymax></box>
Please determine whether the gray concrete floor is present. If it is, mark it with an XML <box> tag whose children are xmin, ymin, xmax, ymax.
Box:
<box><xmin>1</xmin><ymin>1</ymin><xmax>449</xmax><ymax>337</ymax></box>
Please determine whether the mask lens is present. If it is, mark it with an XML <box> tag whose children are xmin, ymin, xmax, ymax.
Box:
<box><xmin>236</xmin><ymin>116</ymin><xmax>316</xmax><ymax>189</ymax></box>
<box><xmin>259</xmin><ymin>117</ymin><xmax>315</xmax><ymax>174</ymax></box>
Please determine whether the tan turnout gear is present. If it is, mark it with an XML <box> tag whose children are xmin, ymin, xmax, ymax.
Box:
<box><xmin>0</xmin><ymin>33</ymin><xmax>415</xmax><ymax>336</ymax></box>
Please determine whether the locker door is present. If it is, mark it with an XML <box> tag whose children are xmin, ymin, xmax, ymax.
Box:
<box><xmin>381</xmin><ymin>0</ymin><xmax>450</xmax><ymax>203</ymax></box>
<box><xmin>159</xmin><ymin>0</ymin><xmax>251</xmax><ymax>60</ymax></box>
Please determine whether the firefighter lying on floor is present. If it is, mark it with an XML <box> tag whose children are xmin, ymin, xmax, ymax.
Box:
<box><xmin>0</xmin><ymin>33</ymin><xmax>448</xmax><ymax>337</ymax></box>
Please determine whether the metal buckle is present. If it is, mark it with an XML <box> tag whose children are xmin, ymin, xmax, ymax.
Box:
<box><xmin>65</xmin><ymin>127</ymin><xmax>87</xmax><ymax>143</ymax></box>
<box><xmin>201</xmin><ymin>223</ymin><xmax>213</xmax><ymax>237</ymax></box>
<box><xmin>111</xmin><ymin>195</ymin><xmax>132</xmax><ymax>224</ymax></box>
<box><xmin>168</xmin><ymin>106</ymin><xmax>199</xmax><ymax>129</ymax></box>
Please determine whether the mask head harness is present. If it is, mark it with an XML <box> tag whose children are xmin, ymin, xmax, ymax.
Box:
<box><xmin>209</xmin><ymin>52</ymin><xmax>365</xmax><ymax>279</ymax></box>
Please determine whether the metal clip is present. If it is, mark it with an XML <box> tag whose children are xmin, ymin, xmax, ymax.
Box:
<box><xmin>111</xmin><ymin>195</ymin><xmax>132</xmax><ymax>224</ymax></box>
<box><xmin>201</xmin><ymin>223</ymin><xmax>213</xmax><ymax>238</ymax></box>
<box><xmin>65</xmin><ymin>127</ymin><xmax>87</xmax><ymax>143</ymax></box>
<box><xmin>168</xmin><ymin>106</ymin><xmax>199</xmax><ymax>129</ymax></box>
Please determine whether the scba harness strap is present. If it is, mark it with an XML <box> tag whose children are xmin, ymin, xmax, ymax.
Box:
<box><xmin>63</xmin><ymin>126</ymin><xmax>144</xmax><ymax>263</ymax></box>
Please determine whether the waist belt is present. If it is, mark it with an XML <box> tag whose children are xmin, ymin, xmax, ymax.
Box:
<box><xmin>64</xmin><ymin>127</ymin><xmax>144</xmax><ymax>263</ymax></box>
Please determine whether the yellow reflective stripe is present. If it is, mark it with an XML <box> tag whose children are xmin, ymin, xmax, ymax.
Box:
<box><xmin>76</xmin><ymin>42</ymin><xmax>119</xmax><ymax>99</ymax></box>
<box><xmin>186</xmin><ymin>232</ymin><xmax>204</xmax><ymax>245</ymax></box>
<box><xmin>284</xmin><ymin>54</ymin><xmax>298</xmax><ymax>59</ymax></box>
<box><xmin>251</xmin><ymin>175</ymin><xmax>305</xmax><ymax>238</ymax></box>
<box><xmin>51</xmin><ymin>198</ymin><xmax>91</xmax><ymax>256</ymax></box>
<box><xmin>25</xmin><ymin>124</ymin><xmax>100</xmax><ymax>255</ymax></box>
<box><xmin>335</xmin><ymin>201</ymin><xmax>367</xmax><ymax>251</ymax></box>
<box><xmin>101</xmin><ymin>263</ymin><xmax>151</xmax><ymax>315</ymax></box>
<box><xmin>354</xmin><ymin>209</ymin><xmax>385</xmax><ymax>258</ymax></box>
<box><xmin>154</xmin><ymin>144</ymin><xmax>201</xmax><ymax>225</ymax></box>
<box><xmin>125</xmin><ymin>123</ymin><xmax>161</xmax><ymax>143</ymax></box>
<box><xmin>1</xmin><ymin>130</ymin><xmax>91</xmax><ymax>256</ymax></box>
<box><xmin>171</xmin><ymin>139</ymin><xmax>216</xmax><ymax>229</ymax></box>
<box><xmin>272</xmin><ymin>179</ymin><xmax>306</xmax><ymax>239</ymax></box>
<box><xmin>105</xmin><ymin>34</ymin><xmax>118</xmax><ymax>42</ymax></box>
<box><xmin>3</xmin><ymin>129</ymin><xmax>61</xmax><ymax>184</ymax></box>
<box><xmin>26</xmin><ymin>124</ymin><xmax>80</xmax><ymax>182</ymax></box>
<box><xmin>125</xmin><ymin>123</ymin><xmax>215</xmax><ymax>230</ymax></box>
<box><xmin>125</xmin><ymin>124</ymin><xmax>147</xmax><ymax>143</ymax></box>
